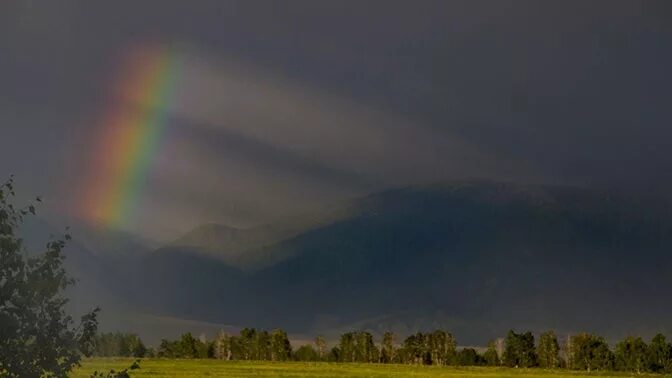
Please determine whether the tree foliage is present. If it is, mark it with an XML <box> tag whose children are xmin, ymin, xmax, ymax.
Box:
<box><xmin>98</xmin><ymin>322</ymin><xmax>672</xmax><ymax>375</ymax></box>
<box><xmin>158</xmin><ymin>332</ymin><xmax>212</xmax><ymax>359</ymax></box>
<box><xmin>647</xmin><ymin>333</ymin><xmax>672</xmax><ymax>373</ymax></box>
<box><xmin>93</xmin><ymin>332</ymin><xmax>147</xmax><ymax>358</ymax></box>
<box><xmin>314</xmin><ymin>335</ymin><xmax>327</xmax><ymax>361</ymax></box>
<box><xmin>483</xmin><ymin>341</ymin><xmax>500</xmax><ymax>366</ymax></box>
<box><xmin>568</xmin><ymin>333</ymin><xmax>613</xmax><ymax>372</ymax></box>
<box><xmin>397</xmin><ymin>330</ymin><xmax>457</xmax><ymax>366</ymax></box>
<box><xmin>614</xmin><ymin>336</ymin><xmax>647</xmax><ymax>373</ymax></box>
<box><xmin>537</xmin><ymin>331</ymin><xmax>560</xmax><ymax>368</ymax></box>
<box><xmin>270</xmin><ymin>329</ymin><xmax>292</xmax><ymax>361</ymax></box>
<box><xmin>213</xmin><ymin>330</ymin><xmax>232</xmax><ymax>360</ymax></box>
<box><xmin>380</xmin><ymin>331</ymin><xmax>396</xmax><ymax>363</ymax></box>
<box><xmin>338</xmin><ymin>331</ymin><xmax>379</xmax><ymax>363</ymax></box>
<box><xmin>0</xmin><ymin>177</ymin><xmax>99</xmax><ymax>377</ymax></box>
<box><xmin>294</xmin><ymin>345</ymin><xmax>320</xmax><ymax>361</ymax></box>
<box><xmin>503</xmin><ymin>330</ymin><xmax>537</xmax><ymax>368</ymax></box>
<box><xmin>457</xmin><ymin>348</ymin><xmax>483</xmax><ymax>366</ymax></box>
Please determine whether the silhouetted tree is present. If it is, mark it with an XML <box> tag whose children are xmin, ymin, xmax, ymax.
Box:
<box><xmin>615</xmin><ymin>336</ymin><xmax>647</xmax><ymax>373</ymax></box>
<box><xmin>253</xmin><ymin>330</ymin><xmax>271</xmax><ymax>360</ymax></box>
<box><xmin>328</xmin><ymin>346</ymin><xmax>341</xmax><ymax>362</ymax></box>
<box><xmin>537</xmin><ymin>331</ymin><xmax>560</xmax><ymax>368</ymax></box>
<box><xmin>157</xmin><ymin>339</ymin><xmax>177</xmax><ymax>358</ymax></box>
<box><xmin>483</xmin><ymin>341</ymin><xmax>500</xmax><ymax>366</ymax></box>
<box><xmin>502</xmin><ymin>330</ymin><xmax>536</xmax><ymax>368</ymax></box>
<box><xmin>178</xmin><ymin>333</ymin><xmax>200</xmax><ymax>358</ymax></box>
<box><xmin>315</xmin><ymin>335</ymin><xmax>327</xmax><ymax>361</ymax></box>
<box><xmin>355</xmin><ymin>331</ymin><xmax>378</xmax><ymax>363</ymax></box>
<box><xmin>294</xmin><ymin>344</ymin><xmax>319</xmax><ymax>361</ymax></box>
<box><xmin>380</xmin><ymin>331</ymin><xmax>396</xmax><ymax>363</ymax></box>
<box><xmin>213</xmin><ymin>331</ymin><xmax>232</xmax><ymax>360</ymax></box>
<box><xmin>0</xmin><ymin>177</ymin><xmax>99</xmax><ymax>377</ymax></box>
<box><xmin>270</xmin><ymin>329</ymin><xmax>292</xmax><ymax>361</ymax></box>
<box><xmin>93</xmin><ymin>333</ymin><xmax>146</xmax><ymax>357</ymax></box>
<box><xmin>239</xmin><ymin>328</ymin><xmax>257</xmax><ymax>360</ymax></box>
<box><xmin>427</xmin><ymin>330</ymin><xmax>457</xmax><ymax>365</ymax></box>
<box><xmin>457</xmin><ymin>348</ymin><xmax>483</xmax><ymax>366</ymax></box>
<box><xmin>568</xmin><ymin>333</ymin><xmax>613</xmax><ymax>372</ymax></box>
<box><xmin>339</xmin><ymin>332</ymin><xmax>356</xmax><ymax>362</ymax></box>
<box><xmin>647</xmin><ymin>333</ymin><xmax>672</xmax><ymax>373</ymax></box>
<box><xmin>403</xmin><ymin>332</ymin><xmax>430</xmax><ymax>365</ymax></box>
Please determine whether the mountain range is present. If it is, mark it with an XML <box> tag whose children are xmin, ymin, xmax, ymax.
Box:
<box><xmin>26</xmin><ymin>180</ymin><xmax>672</xmax><ymax>345</ymax></box>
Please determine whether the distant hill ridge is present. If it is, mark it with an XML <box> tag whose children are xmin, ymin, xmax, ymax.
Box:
<box><xmin>165</xmin><ymin>199</ymin><xmax>358</xmax><ymax>270</ymax></box>
<box><xmin>33</xmin><ymin>180</ymin><xmax>672</xmax><ymax>345</ymax></box>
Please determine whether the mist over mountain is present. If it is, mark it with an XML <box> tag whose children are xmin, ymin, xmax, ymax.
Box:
<box><xmin>3</xmin><ymin>3</ymin><xmax>672</xmax><ymax>373</ymax></box>
<box><xmin>167</xmin><ymin>201</ymin><xmax>355</xmax><ymax>270</ymax></box>
<box><xmin>49</xmin><ymin>180</ymin><xmax>672</xmax><ymax>345</ymax></box>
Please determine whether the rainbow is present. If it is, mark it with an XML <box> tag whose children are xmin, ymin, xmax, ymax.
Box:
<box><xmin>81</xmin><ymin>44</ymin><xmax>181</xmax><ymax>228</ymax></box>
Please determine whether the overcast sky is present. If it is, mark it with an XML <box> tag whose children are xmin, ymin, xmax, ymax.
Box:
<box><xmin>1</xmin><ymin>1</ymin><xmax>671</xmax><ymax>240</ymax></box>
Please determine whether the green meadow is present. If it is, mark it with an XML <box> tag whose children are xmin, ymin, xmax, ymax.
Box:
<box><xmin>73</xmin><ymin>359</ymin><xmax>666</xmax><ymax>377</ymax></box>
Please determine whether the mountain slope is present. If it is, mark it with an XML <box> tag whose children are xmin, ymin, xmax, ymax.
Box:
<box><xmin>129</xmin><ymin>180</ymin><xmax>672</xmax><ymax>344</ymax></box>
<box><xmin>166</xmin><ymin>202</ymin><xmax>356</xmax><ymax>270</ymax></box>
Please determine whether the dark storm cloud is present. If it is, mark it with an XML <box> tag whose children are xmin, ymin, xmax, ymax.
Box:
<box><xmin>1</xmin><ymin>1</ymin><xmax>671</xmax><ymax>239</ymax></box>
<box><xmin>126</xmin><ymin>47</ymin><xmax>531</xmax><ymax>237</ymax></box>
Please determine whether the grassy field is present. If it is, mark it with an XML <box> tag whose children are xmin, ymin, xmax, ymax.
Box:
<box><xmin>72</xmin><ymin>359</ymin><xmax>667</xmax><ymax>377</ymax></box>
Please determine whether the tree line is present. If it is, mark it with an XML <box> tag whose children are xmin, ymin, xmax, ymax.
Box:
<box><xmin>2</xmin><ymin>178</ymin><xmax>671</xmax><ymax>377</ymax></box>
<box><xmin>93</xmin><ymin>328</ymin><xmax>672</xmax><ymax>374</ymax></box>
